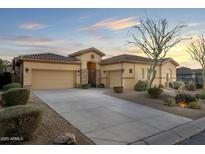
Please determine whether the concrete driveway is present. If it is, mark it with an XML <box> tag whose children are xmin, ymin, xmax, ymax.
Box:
<box><xmin>34</xmin><ymin>88</ymin><xmax>192</xmax><ymax>145</ymax></box>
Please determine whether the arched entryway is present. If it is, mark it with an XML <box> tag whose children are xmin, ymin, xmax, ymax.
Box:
<box><xmin>87</xmin><ymin>62</ymin><xmax>96</xmax><ymax>87</ymax></box>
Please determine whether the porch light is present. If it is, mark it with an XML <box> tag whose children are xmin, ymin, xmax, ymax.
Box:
<box><xmin>25</xmin><ymin>68</ymin><xmax>29</xmax><ymax>73</ymax></box>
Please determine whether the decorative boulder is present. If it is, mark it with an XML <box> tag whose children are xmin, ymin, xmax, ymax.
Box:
<box><xmin>54</xmin><ymin>132</ymin><xmax>76</xmax><ymax>145</ymax></box>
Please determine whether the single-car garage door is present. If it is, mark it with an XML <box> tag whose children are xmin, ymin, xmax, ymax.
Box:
<box><xmin>31</xmin><ymin>69</ymin><xmax>74</xmax><ymax>90</ymax></box>
<box><xmin>109</xmin><ymin>71</ymin><xmax>122</xmax><ymax>88</ymax></box>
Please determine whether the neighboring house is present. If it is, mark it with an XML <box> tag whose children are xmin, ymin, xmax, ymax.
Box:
<box><xmin>5</xmin><ymin>64</ymin><xmax>13</xmax><ymax>73</ymax></box>
<box><xmin>177</xmin><ymin>67</ymin><xmax>203</xmax><ymax>85</ymax></box>
<box><xmin>13</xmin><ymin>47</ymin><xmax>179</xmax><ymax>90</ymax></box>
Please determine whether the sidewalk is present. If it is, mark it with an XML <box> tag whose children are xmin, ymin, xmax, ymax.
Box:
<box><xmin>131</xmin><ymin>117</ymin><xmax>205</xmax><ymax>145</ymax></box>
<box><xmin>181</xmin><ymin>130</ymin><xmax>205</xmax><ymax>145</ymax></box>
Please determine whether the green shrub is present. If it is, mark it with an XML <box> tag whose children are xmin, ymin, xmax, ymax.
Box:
<box><xmin>169</xmin><ymin>82</ymin><xmax>174</xmax><ymax>88</ymax></box>
<box><xmin>135</xmin><ymin>80</ymin><xmax>147</xmax><ymax>91</ymax></box>
<box><xmin>163</xmin><ymin>97</ymin><xmax>176</xmax><ymax>107</ymax></box>
<box><xmin>186</xmin><ymin>81</ymin><xmax>196</xmax><ymax>91</ymax></box>
<box><xmin>98</xmin><ymin>83</ymin><xmax>105</xmax><ymax>88</ymax></box>
<box><xmin>1</xmin><ymin>88</ymin><xmax>30</xmax><ymax>107</ymax></box>
<box><xmin>175</xmin><ymin>93</ymin><xmax>185</xmax><ymax>103</ymax></box>
<box><xmin>186</xmin><ymin>94</ymin><xmax>197</xmax><ymax>102</ymax></box>
<box><xmin>196</xmin><ymin>84</ymin><xmax>203</xmax><ymax>89</ymax></box>
<box><xmin>175</xmin><ymin>93</ymin><xmax>196</xmax><ymax>103</ymax></box>
<box><xmin>195</xmin><ymin>91</ymin><xmax>205</xmax><ymax>100</ymax></box>
<box><xmin>113</xmin><ymin>86</ymin><xmax>123</xmax><ymax>93</ymax></box>
<box><xmin>158</xmin><ymin>84</ymin><xmax>164</xmax><ymax>89</ymax></box>
<box><xmin>188</xmin><ymin>101</ymin><xmax>202</xmax><ymax>110</ymax></box>
<box><xmin>147</xmin><ymin>86</ymin><xmax>163</xmax><ymax>98</ymax></box>
<box><xmin>172</xmin><ymin>81</ymin><xmax>185</xmax><ymax>89</ymax></box>
<box><xmin>0</xmin><ymin>105</ymin><xmax>42</xmax><ymax>142</ymax></box>
<box><xmin>3</xmin><ymin>83</ymin><xmax>21</xmax><ymax>91</ymax></box>
<box><xmin>195</xmin><ymin>93</ymin><xmax>201</xmax><ymax>100</ymax></box>
<box><xmin>200</xmin><ymin>91</ymin><xmax>205</xmax><ymax>100</ymax></box>
<box><xmin>81</xmin><ymin>83</ymin><xmax>91</xmax><ymax>89</ymax></box>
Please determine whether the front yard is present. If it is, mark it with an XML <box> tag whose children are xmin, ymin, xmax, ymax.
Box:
<box><xmin>1</xmin><ymin>83</ymin><xmax>205</xmax><ymax>144</ymax></box>
<box><xmin>22</xmin><ymin>93</ymin><xmax>94</xmax><ymax>145</ymax></box>
<box><xmin>104</xmin><ymin>89</ymin><xmax>205</xmax><ymax>120</ymax></box>
<box><xmin>0</xmin><ymin>89</ymin><xmax>93</xmax><ymax>145</ymax></box>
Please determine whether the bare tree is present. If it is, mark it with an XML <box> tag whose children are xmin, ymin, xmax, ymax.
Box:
<box><xmin>187</xmin><ymin>36</ymin><xmax>205</xmax><ymax>90</ymax></box>
<box><xmin>129</xmin><ymin>18</ymin><xmax>186</xmax><ymax>89</ymax></box>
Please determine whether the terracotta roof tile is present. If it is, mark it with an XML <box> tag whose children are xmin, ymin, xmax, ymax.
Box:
<box><xmin>18</xmin><ymin>53</ymin><xmax>80</xmax><ymax>63</ymax></box>
<box><xmin>69</xmin><ymin>47</ymin><xmax>105</xmax><ymax>57</ymax></box>
<box><xmin>100</xmin><ymin>54</ymin><xmax>178</xmax><ymax>66</ymax></box>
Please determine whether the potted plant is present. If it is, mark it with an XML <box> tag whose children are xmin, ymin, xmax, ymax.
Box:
<box><xmin>147</xmin><ymin>86</ymin><xmax>163</xmax><ymax>98</ymax></box>
<box><xmin>113</xmin><ymin>86</ymin><xmax>123</xmax><ymax>93</ymax></box>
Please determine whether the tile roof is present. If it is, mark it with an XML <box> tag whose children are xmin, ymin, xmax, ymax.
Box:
<box><xmin>100</xmin><ymin>54</ymin><xmax>179</xmax><ymax>66</ymax></box>
<box><xmin>177</xmin><ymin>67</ymin><xmax>202</xmax><ymax>75</ymax></box>
<box><xmin>18</xmin><ymin>53</ymin><xmax>80</xmax><ymax>63</ymax></box>
<box><xmin>69</xmin><ymin>47</ymin><xmax>105</xmax><ymax>57</ymax></box>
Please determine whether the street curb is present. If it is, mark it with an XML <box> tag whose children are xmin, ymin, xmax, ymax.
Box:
<box><xmin>131</xmin><ymin>117</ymin><xmax>205</xmax><ymax>145</ymax></box>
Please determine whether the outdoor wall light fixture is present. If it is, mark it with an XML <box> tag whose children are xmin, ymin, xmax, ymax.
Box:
<box><xmin>25</xmin><ymin>68</ymin><xmax>29</xmax><ymax>73</ymax></box>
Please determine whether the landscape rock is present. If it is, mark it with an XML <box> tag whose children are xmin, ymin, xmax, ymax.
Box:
<box><xmin>54</xmin><ymin>132</ymin><xmax>76</xmax><ymax>145</ymax></box>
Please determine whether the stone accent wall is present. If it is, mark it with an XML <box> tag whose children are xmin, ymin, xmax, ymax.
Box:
<box><xmin>74</xmin><ymin>70</ymin><xmax>81</xmax><ymax>88</ymax></box>
<box><xmin>23</xmin><ymin>85</ymin><xmax>31</xmax><ymax>90</ymax></box>
<box><xmin>80</xmin><ymin>69</ymin><xmax>88</xmax><ymax>85</ymax></box>
<box><xmin>96</xmin><ymin>69</ymin><xmax>101</xmax><ymax>86</ymax></box>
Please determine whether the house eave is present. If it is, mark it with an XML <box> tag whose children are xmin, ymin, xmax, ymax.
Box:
<box><xmin>18</xmin><ymin>58</ymin><xmax>81</xmax><ymax>65</ymax></box>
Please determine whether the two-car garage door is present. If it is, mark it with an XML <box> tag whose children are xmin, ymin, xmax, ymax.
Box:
<box><xmin>31</xmin><ymin>69</ymin><xmax>74</xmax><ymax>90</ymax></box>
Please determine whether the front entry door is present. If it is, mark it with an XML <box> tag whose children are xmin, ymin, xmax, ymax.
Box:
<box><xmin>87</xmin><ymin>62</ymin><xmax>96</xmax><ymax>87</ymax></box>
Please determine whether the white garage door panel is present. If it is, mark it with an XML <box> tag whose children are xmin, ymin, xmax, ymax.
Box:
<box><xmin>32</xmin><ymin>69</ymin><xmax>74</xmax><ymax>90</ymax></box>
<box><xmin>109</xmin><ymin>71</ymin><xmax>122</xmax><ymax>88</ymax></box>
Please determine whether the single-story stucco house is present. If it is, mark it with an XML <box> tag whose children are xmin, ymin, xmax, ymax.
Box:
<box><xmin>13</xmin><ymin>47</ymin><xmax>179</xmax><ymax>90</ymax></box>
<box><xmin>177</xmin><ymin>67</ymin><xmax>203</xmax><ymax>85</ymax></box>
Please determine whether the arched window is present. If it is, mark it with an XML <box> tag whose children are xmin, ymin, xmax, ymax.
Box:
<box><xmin>166</xmin><ymin>73</ymin><xmax>169</xmax><ymax>81</ymax></box>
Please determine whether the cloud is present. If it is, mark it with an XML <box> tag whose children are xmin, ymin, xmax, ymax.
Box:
<box><xmin>188</xmin><ymin>22</ymin><xmax>202</xmax><ymax>28</ymax></box>
<box><xmin>13</xmin><ymin>36</ymin><xmax>54</xmax><ymax>45</ymax></box>
<box><xmin>79</xmin><ymin>17</ymin><xmax>140</xmax><ymax>31</ymax></box>
<box><xmin>19</xmin><ymin>22</ymin><xmax>48</xmax><ymax>30</ymax></box>
<box><xmin>0</xmin><ymin>34</ymin><xmax>87</xmax><ymax>59</ymax></box>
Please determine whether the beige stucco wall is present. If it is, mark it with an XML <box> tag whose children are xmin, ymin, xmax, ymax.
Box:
<box><xmin>100</xmin><ymin>61</ymin><xmax>176</xmax><ymax>90</ymax></box>
<box><xmin>160</xmin><ymin>61</ymin><xmax>177</xmax><ymax>86</ymax></box>
<box><xmin>122</xmin><ymin>62</ymin><xmax>160</xmax><ymax>89</ymax></box>
<box><xmin>76</xmin><ymin>52</ymin><xmax>101</xmax><ymax>69</ymax></box>
<box><xmin>23</xmin><ymin>61</ymin><xmax>81</xmax><ymax>89</ymax></box>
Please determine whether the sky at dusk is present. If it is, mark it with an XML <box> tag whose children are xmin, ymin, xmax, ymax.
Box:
<box><xmin>0</xmin><ymin>8</ymin><xmax>205</xmax><ymax>68</ymax></box>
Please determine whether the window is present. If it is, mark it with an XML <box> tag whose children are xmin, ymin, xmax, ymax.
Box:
<box><xmin>169</xmin><ymin>69</ymin><xmax>172</xmax><ymax>78</ymax></box>
<box><xmin>129</xmin><ymin>68</ymin><xmax>133</xmax><ymax>73</ymax></box>
<box><xmin>166</xmin><ymin>73</ymin><xmax>169</xmax><ymax>81</ymax></box>
<box><xmin>147</xmin><ymin>69</ymin><xmax>150</xmax><ymax>79</ymax></box>
<box><xmin>91</xmin><ymin>54</ymin><xmax>95</xmax><ymax>59</ymax></box>
<box><xmin>142</xmin><ymin>68</ymin><xmax>145</xmax><ymax>79</ymax></box>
